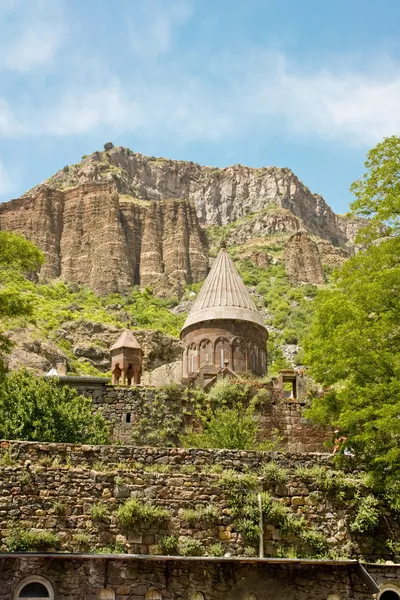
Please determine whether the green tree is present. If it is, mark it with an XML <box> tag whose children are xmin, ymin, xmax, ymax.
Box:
<box><xmin>0</xmin><ymin>369</ymin><xmax>109</xmax><ymax>443</ymax></box>
<box><xmin>350</xmin><ymin>134</ymin><xmax>400</xmax><ymax>240</ymax></box>
<box><xmin>181</xmin><ymin>404</ymin><xmax>259</xmax><ymax>450</ymax></box>
<box><xmin>304</xmin><ymin>237</ymin><xmax>400</xmax><ymax>487</ymax></box>
<box><xmin>0</xmin><ymin>232</ymin><xmax>44</xmax><ymax>370</ymax></box>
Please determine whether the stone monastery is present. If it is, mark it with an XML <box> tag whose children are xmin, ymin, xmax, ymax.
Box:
<box><xmin>1</xmin><ymin>244</ymin><xmax>399</xmax><ymax>600</ymax></box>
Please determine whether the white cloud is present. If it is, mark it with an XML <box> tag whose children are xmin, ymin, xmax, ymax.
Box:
<box><xmin>0</xmin><ymin>0</ymin><xmax>65</xmax><ymax>71</ymax></box>
<box><xmin>246</xmin><ymin>54</ymin><xmax>400</xmax><ymax>144</ymax></box>
<box><xmin>128</xmin><ymin>0</ymin><xmax>193</xmax><ymax>58</ymax></box>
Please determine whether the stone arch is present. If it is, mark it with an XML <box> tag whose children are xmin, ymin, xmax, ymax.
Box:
<box><xmin>145</xmin><ymin>591</ymin><xmax>162</xmax><ymax>600</ymax></box>
<box><xmin>199</xmin><ymin>339</ymin><xmax>212</xmax><ymax>367</ymax></box>
<box><xmin>379</xmin><ymin>588</ymin><xmax>400</xmax><ymax>600</ymax></box>
<box><xmin>15</xmin><ymin>576</ymin><xmax>54</xmax><ymax>600</ymax></box>
<box><xmin>112</xmin><ymin>362</ymin><xmax>121</xmax><ymax>385</ymax></box>
<box><xmin>231</xmin><ymin>336</ymin><xmax>247</xmax><ymax>373</ymax></box>
<box><xmin>214</xmin><ymin>337</ymin><xmax>230</xmax><ymax>368</ymax></box>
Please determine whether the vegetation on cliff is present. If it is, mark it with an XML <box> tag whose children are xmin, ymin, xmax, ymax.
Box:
<box><xmin>0</xmin><ymin>232</ymin><xmax>44</xmax><ymax>373</ymax></box>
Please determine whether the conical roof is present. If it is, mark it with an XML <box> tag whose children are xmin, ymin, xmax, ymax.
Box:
<box><xmin>110</xmin><ymin>330</ymin><xmax>141</xmax><ymax>351</ymax></box>
<box><xmin>181</xmin><ymin>245</ymin><xmax>266</xmax><ymax>334</ymax></box>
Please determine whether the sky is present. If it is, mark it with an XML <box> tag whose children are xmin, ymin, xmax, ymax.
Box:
<box><xmin>0</xmin><ymin>0</ymin><xmax>400</xmax><ymax>214</ymax></box>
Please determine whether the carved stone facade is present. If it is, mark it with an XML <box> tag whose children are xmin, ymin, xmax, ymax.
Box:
<box><xmin>181</xmin><ymin>244</ymin><xmax>268</xmax><ymax>386</ymax></box>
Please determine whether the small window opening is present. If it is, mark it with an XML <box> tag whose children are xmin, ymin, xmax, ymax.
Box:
<box><xmin>126</xmin><ymin>412</ymin><xmax>131</xmax><ymax>424</ymax></box>
<box><xmin>283</xmin><ymin>376</ymin><xmax>297</xmax><ymax>399</ymax></box>
<box><xmin>381</xmin><ymin>592</ymin><xmax>400</xmax><ymax>600</ymax></box>
<box><xmin>19</xmin><ymin>583</ymin><xmax>49</xmax><ymax>598</ymax></box>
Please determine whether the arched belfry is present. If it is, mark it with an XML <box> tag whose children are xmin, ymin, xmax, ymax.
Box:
<box><xmin>180</xmin><ymin>243</ymin><xmax>268</xmax><ymax>387</ymax></box>
<box><xmin>110</xmin><ymin>330</ymin><xmax>142</xmax><ymax>386</ymax></box>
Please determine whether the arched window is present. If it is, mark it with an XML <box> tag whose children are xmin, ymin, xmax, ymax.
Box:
<box><xmin>145</xmin><ymin>590</ymin><xmax>162</xmax><ymax>600</ymax></box>
<box><xmin>232</xmin><ymin>337</ymin><xmax>247</xmax><ymax>373</ymax></box>
<box><xmin>199</xmin><ymin>339</ymin><xmax>212</xmax><ymax>368</ymax></box>
<box><xmin>191</xmin><ymin>593</ymin><xmax>205</xmax><ymax>600</ymax></box>
<box><xmin>215</xmin><ymin>337</ymin><xmax>229</xmax><ymax>368</ymax></box>
<box><xmin>15</xmin><ymin>577</ymin><xmax>54</xmax><ymax>600</ymax></box>
<box><xmin>98</xmin><ymin>590</ymin><xmax>115</xmax><ymax>600</ymax></box>
<box><xmin>187</xmin><ymin>343</ymin><xmax>197</xmax><ymax>374</ymax></box>
<box><xmin>245</xmin><ymin>594</ymin><xmax>257</xmax><ymax>600</ymax></box>
<box><xmin>379</xmin><ymin>591</ymin><xmax>400</xmax><ymax>600</ymax></box>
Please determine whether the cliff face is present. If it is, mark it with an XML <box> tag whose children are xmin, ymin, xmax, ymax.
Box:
<box><xmin>26</xmin><ymin>146</ymin><xmax>363</xmax><ymax>246</ymax></box>
<box><xmin>0</xmin><ymin>182</ymin><xmax>208</xmax><ymax>295</ymax></box>
<box><xmin>0</xmin><ymin>145</ymin><xmax>363</xmax><ymax>295</ymax></box>
<box><xmin>284</xmin><ymin>230</ymin><xmax>326</xmax><ymax>285</ymax></box>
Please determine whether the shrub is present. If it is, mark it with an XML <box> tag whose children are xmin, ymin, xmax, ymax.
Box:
<box><xmin>73</xmin><ymin>532</ymin><xmax>91</xmax><ymax>550</ymax></box>
<box><xmin>52</xmin><ymin>500</ymin><xmax>67</xmax><ymax>516</ymax></box>
<box><xmin>208</xmin><ymin>542</ymin><xmax>225</xmax><ymax>557</ymax></box>
<box><xmin>89</xmin><ymin>502</ymin><xmax>109</xmax><ymax>523</ymax></box>
<box><xmin>179</xmin><ymin>538</ymin><xmax>203</xmax><ymax>556</ymax></box>
<box><xmin>4</xmin><ymin>527</ymin><xmax>61</xmax><ymax>551</ymax></box>
<box><xmin>218</xmin><ymin>470</ymin><xmax>258</xmax><ymax>511</ymax></box>
<box><xmin>158</xmin><ymin>535</ymin><xmax>178</xmax><ymax>555</ymax></box>
<box><xmin>182</xmin><ymin>404</ymin><xmax>260</xmax><ymax>450</ymax></box>
<box><xmin>243</xmin><ymin>545</ymin><xmax>257</xmax><ymax>557</ymax></box>
<box><xmin>300</xmin><ymin>530</ymin><xmax>328</xmax><ymax>555</ymax></box>
<box><xmin>104</xmin><ymin>142</ymin><xmax>114</xmax><ymax>151</ymax></box>
<box><xmin>182</xmin><ymin>505</ymin><xmax>219</xmax><ymax>527</ymax></box>
<box><xmin>350</xmin><ymin>495</ymin><xmax>380</xmax><ymax>533</ymax></box>
<box><xmin>236</xmin><ymin>518</ymin><xmax>260</xmax><ymax>544</ymax></box>
<box><xmin>117</xmin><ymin>498</ymin><xmax>170</xmax><ymax>530</ymax></box>
<box><xmin>261</xmin><ymin>462</ymin><xmax>288</xmax><ymax>484</ymax></box>
<box><xmin>261</xmin><ymin>492</ymin><xmax>305</xmax><ymax>535</ymax></box>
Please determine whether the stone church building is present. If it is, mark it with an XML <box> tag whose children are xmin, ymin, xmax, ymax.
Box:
<box><xmin>181</xmin><ymin>242</ymin><xmax>268</xmax><ymax>388</ymax></box>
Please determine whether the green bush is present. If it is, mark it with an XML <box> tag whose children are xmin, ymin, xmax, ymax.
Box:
<box><xmin>350</xmin><ymin>495</ymin><xmax>380</xmax><ymax>533</ymax></box>
<box><xmin>261</xmin><ymin>462</ymin><xmax>288</xmax><ymax>484</ymax></box>
<box><xmin>181</xmin><ymin>404</ymin><xmax>260</xmax><ymax>450</ymax></box>
<box><xmin>182</xmin><ymin>505</ymin><xmax>219</xmax><ymax>527</ymax></box>
<box><xmin>207</xmin><ymin>542</ymin><xmax>225</xmax><ymax>556</ymax></box>
<box><xmin>236</xmin><ymin>518</ymin><xmax>260</xmax><ymax>544</ymax></box>
<box><xmin>158</xmin><ymin>535</ymin><xmax>179</xmax><ymax>555</ymax></box>
<box><xmin>179</xmin><ymin>538</ymin><xmax>203</xmax><ymax>556</ymax></box>
<box><xmin>89</xmin><ymin>502</ymin><xmax>109</xmax><ymax>523</ymax></box>
<box><xmin>117</xmin><ymin>498</ymin><xmax>170</xmax><ymax>530</ymax></box>
<box><xmin>4</xmin><ymin>527</ymin><xmax>61</xmax><ymax>551</ymax></box>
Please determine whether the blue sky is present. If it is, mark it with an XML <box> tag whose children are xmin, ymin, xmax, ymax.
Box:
<box><xmin>0</xmin><ymin>0</ymin><xmax>400</xmax><ymax>214</ymax></box>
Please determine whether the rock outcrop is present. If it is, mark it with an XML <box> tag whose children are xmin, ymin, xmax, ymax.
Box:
<box><xmin>284</xmin><ymin>230</ymin><xmax>326</xmax><ymax>285</ymax></box>
<box><xmin>57</xmin><ymin>320</ymin><xmax>181</xmax><ymax>373</ymax></box>
<box><xmin>0</xmin><ymin>183</ymin><xmax>208</xmax><ymax>295</ymax></box>
<box><xmin>24</xmin><ymin>146</ymin><xmax>364</xmax><ymax>246</ymax></box>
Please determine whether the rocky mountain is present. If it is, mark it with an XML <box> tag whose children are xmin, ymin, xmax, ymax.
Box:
<box><xmin>0</xmin><ymin>145</ymin><xmax>362</xmax><ymax>295</ymax></box>
<box><xmin>0</xmin><ymin>144</ymin><xmax>365</xmax><ymax>377</ymax></box>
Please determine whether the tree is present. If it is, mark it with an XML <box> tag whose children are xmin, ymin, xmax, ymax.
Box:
<box><xmin>0</xmin><ymin>370</ymin><xmax>109</xmax><ymax>443</ymax></box>
<box><xmin>181</xmin><ymin>404</ymin><xmax>259</xmax><ymax>450</ymax></box>
<box><xmin>0</xmin><ymin>232</ymin><xmax>44</xmax><ymax>371</ymax></box>
<box><xmin>103</xmin><ymin>142</ymin><xmax>114</xmax><ymax>151</ymax></box>
<box><xmin>180</xmin><ymin>381</ymin><xmax>272</xmax><ymax>450</ymax></box>
<box><xmin>304</xmin><ymin>237</ymin><xmax>400</xmax><ymax>487</ymax></box>
<box><xmin>350</xmin><ymin>135</ymin><xmax>400</xmax><ymax>240</ymax></box>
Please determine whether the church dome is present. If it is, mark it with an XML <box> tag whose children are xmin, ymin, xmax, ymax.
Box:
<box><xmin>181</xmin><ymin>244</ymin><xmax>266</xmax><ymax>335</ymax></box>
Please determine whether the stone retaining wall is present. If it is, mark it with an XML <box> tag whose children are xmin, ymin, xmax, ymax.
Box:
<box><xmin>0</xmin><ymin>441</ymin><xmax>398</xmax><ymax>562</ymax></box>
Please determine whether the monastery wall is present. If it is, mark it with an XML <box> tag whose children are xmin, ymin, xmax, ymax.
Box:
<box><xmin>72</xmin><ymin>383</ymin><xmax>328</xmax><ymax>452</ymax></box>
<box><xmin>2</xmin><ymin>555</ymin><xmax>399</xmax><ymax>600</ymax></box>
